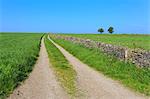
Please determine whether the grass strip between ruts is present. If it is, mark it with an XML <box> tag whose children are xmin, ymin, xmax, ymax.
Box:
<box><xmin>44</xmin><ymin>35</ymin><xmax>77</xmax><ymax>97</ymax></box>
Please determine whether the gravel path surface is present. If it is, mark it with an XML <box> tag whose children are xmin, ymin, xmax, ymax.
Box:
<box><xmin>48</xmin><ymin>36</ymin><xmax>148</xmax><ymax>99</ymax></box>
<box><xmin>8</xmin><ymin>37</ymin><xmax>69</xmax><ymax>99</ymax></box>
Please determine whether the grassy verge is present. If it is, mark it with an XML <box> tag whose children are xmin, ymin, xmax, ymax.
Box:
<box><xmin>51</xmin><ymin>36</ymin><xmax>150</xmax><ymax>96</ymax></box>
<box><xmin>0</xmin><ymin>33</ymin><xmax>43</xmax><ymax>99</ymax></box>
<box><xmin>44</xmin><ymin>35</ymin><xmax>77</xmax><ymax>96</ymax></box>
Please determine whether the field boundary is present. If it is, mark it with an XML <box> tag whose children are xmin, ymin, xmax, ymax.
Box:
<box><xmin>50</xmin><ymin>34</ymin><xmax>150</xmax><ymax>68</ymax></box>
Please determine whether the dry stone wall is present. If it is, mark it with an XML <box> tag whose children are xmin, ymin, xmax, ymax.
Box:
<box><xmin>51</xmin><ymin>35</ymin><xmax>150</xmax><ymax>68</ymax></box>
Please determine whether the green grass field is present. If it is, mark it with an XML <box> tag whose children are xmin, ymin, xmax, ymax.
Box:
<box><xmin>44</xmin><ymin>35</ymin><xmax>77</xmax><ymax>96</ymax></box>
<box><xmin>0</xmin><ymin>33</ymin><xmax>43</xmax><ymax>98</ymax></box>
<box><xmin>61</xmin><ymin>34</ymin><xmax>150</xmax><ymax>50</ymax></box>
<box><xmin>51</xmin><ymin>35</ymin><xmax>150</xmax><ymax>96</ymax></box>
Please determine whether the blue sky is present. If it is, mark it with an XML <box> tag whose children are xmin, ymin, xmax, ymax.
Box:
<box><xmin>0</xmin><ymin>0</ymin><xmax>150</xmax><ymax>33</ymax></box>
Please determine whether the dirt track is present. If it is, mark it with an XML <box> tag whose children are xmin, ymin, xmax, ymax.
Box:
<box><xmin>48</xmin><ymin>35</ymin><xmax>148</xmax><ymax>99</ymax></box>
<box><xmin>8</xmin><ymin>37</ymin><xmax>69</xmax><ymax>99</ymax></box>
<box><xmin>8</xmin><ymin>36</ymin><xmax>149</xmax><ymax>99</ymax></box>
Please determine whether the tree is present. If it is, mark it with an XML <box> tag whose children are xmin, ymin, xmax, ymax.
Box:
<box><xmin>98</xmin><ymin>28</ymin><xmax>104</xmax><ymax>34</ymax></box>
<box><xmin>108</xmin><ymin>27</ymin><xmax>114</xmax><ymax>34</ymax></box>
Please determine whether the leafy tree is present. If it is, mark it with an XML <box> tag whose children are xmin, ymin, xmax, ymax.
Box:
<box><xmin>98</xmin><ymin>28</ymin><xmax>104</xmax><ymax>34</ymax></box>
<box><xmin>108</xmin><ymin>27</ymin><xmax>114</xmax><ymax>34</ymax></box>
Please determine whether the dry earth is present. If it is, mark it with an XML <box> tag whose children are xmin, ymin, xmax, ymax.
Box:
<box><xmin>8</xmin><ymin>37</ymin><xmax>69</xmax><ymax>99</ymax></box>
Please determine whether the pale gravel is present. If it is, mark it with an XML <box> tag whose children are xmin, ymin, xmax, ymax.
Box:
<box><xmin>8</xmin><ymin>37</ymin><xmax>69</xmax><ymax>99</ymax></box>
<box><xmin>48</xmin><ymin>35</ymin><xmax>149</xmax><ymax>99</ymax></box>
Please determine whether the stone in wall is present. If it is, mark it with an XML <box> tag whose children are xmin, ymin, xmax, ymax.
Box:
<box><xmin>128</xmin><ymin>50</ymin><xmax>150</xmax><ymax>68</ymax></box>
